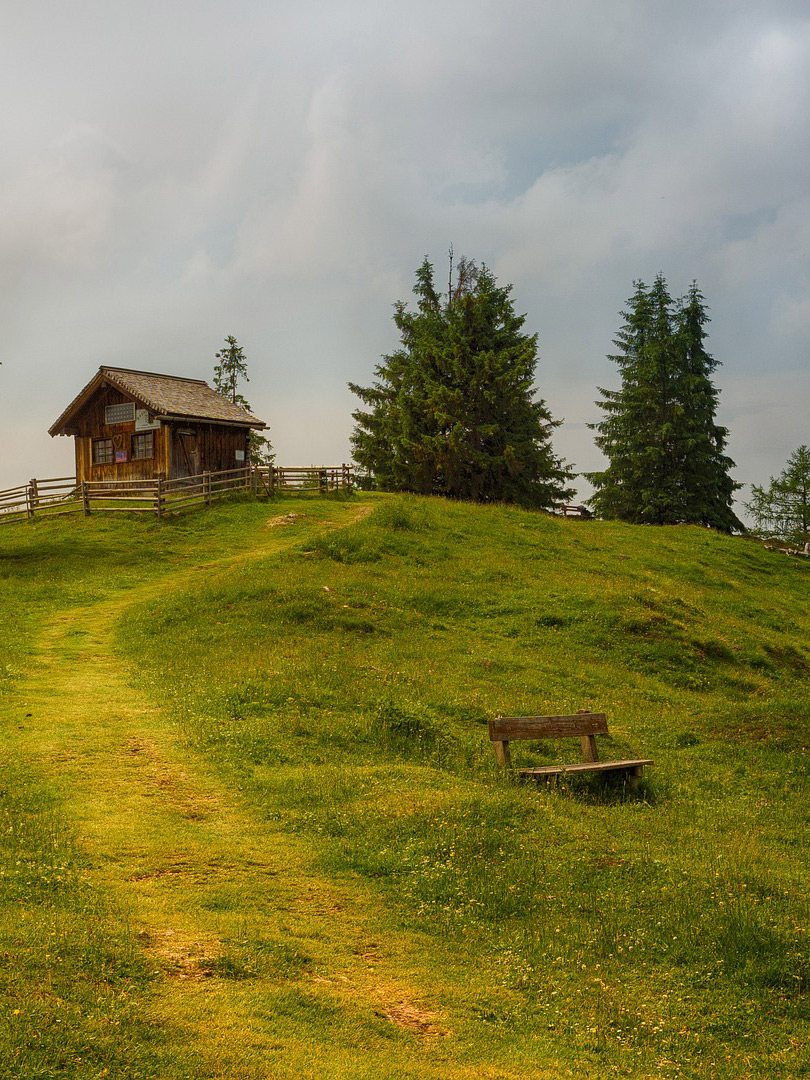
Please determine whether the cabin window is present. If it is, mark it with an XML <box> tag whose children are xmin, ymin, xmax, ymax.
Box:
<box><xmin>131</xmin><ymin>432</ymin><xmax>154</xmax><ymax>460</ymax></box>
<box><xmin>92</xmin><ymin>438</ymin><xmax>114</xmax><ymax>464</ymax></box>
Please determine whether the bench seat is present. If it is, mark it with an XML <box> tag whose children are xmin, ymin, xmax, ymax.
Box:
<box><xmin>519</xmin><ymin>757</ymin><xmax>653</xmax><ymax>780</ymax></box>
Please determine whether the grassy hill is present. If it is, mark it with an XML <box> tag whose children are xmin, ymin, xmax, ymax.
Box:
<box><xmin>1</xmin><ymin>494</ymin><xmax>808</xmax><ymax>1078</ymax></box>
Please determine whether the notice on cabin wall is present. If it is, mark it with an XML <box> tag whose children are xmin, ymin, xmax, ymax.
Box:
<box><xmin>235</xmin><ymin>449</ymin><xmax>245</xmax><ymax>462</ymax></box>
<box><xmin>115</xmin><ymin>450</ymin><xmax>128</xmax><ymax>463</ymax></box>
<box><xmin>135</xmin><ymin>409</ymin><xmax>161</xmax><ymax>432</ymax></box>
<box><xmin>105</xmin><ymin>402</ymin><xmax>136</xmax><ymax>425</ymax></box>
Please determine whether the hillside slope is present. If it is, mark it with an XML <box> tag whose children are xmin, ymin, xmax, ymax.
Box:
<box><xmin>1</xmin><ymin>495</ymin><xmax>808</xmax><ymax>1078</ymax></box>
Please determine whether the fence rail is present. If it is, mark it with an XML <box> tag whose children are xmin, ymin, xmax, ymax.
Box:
<box><xmin>0</xmin><ymin>465</ymin><xmax>353</xmax><ymax>524</ymax></box>
<box><xmin>0</xmin><ymin>476</ymin><xmax>79</xmax><ymax>522</ymax></box>
<box><xmin>258</xmin><ymin>464</ymin><xmax>354</xmax><ymax>495</ymax></box>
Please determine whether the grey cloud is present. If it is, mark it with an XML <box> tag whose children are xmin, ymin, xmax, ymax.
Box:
<box><xmin>1</xmin><ymin>1</ymin><xmax>808</xmax><ymax>510</ymax></box>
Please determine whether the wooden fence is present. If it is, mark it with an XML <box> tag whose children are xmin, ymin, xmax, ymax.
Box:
<box><xmin>0</xmin><ymin>476</ymin><xmax>79</xmax><ymax>522</ymax></box>
<box><xmin>259</xmin><ymin>465</ymin><xmax>354</xmax><ymax>495</ymax></box>
<box><xmin>0</xmin><ymin>465</ymin><xmax>353</xmax><ymax>523</ymax></box>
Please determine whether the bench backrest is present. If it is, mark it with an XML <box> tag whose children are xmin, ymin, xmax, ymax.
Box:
<box><xmin>488</xmin><ymin>711</ymin><xmax>608</xmax><ymax>768</ymax></box>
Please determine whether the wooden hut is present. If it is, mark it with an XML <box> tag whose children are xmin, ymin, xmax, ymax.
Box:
<box><xmin>49</xmin><ymin>367</ymin><xmax>266</xmax><ymax>484</ymax></box>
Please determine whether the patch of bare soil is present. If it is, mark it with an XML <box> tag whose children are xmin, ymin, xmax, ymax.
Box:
<box><xmin>266</xmin><ymin>513</ymin><xmax>308</xmax><ymax>528</ymax></box>
<box><xmin>121</xmin><ymin>739</ymin><xmax>223</xmax><ymax>819</ymax></box>
<box><xmin>147</xmin><ymin>928</ymin><xmax>222</xmax><ymax>980</ymax></box>
<box><xmin>379</xmin><ymin>1001</ymin><xmax>447</xmax><ymax>1037</ymax></box>
<box><xmin>126</xmin><ymin>736</ymin><xmax>157</xmax><ymax>754</ymax></box>
<box><xmin>129</xmin><ymin>854</ymin><xmax>193</xmax><ymax>883</ymax></box>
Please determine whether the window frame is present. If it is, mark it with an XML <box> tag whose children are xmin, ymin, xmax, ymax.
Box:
<box><xmin>92</xmin><ymin>438</ymin><xmax>114</xmax><ymax>465</ymax></box>
<box><xmin>131</xmin><ymin>431</ymin><xmax>155</xmax><ymax>461</ymax></box>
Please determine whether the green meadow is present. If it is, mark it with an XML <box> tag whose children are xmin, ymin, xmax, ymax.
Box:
<box><xmin>0</xmin><ymin>494</ymin><xmax>808</xmax><ymax>1078</ymax></box>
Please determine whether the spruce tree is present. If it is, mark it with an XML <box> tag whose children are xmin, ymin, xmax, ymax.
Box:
<box><xmin>587</xmin><ymin>276</ymin><xmax>742</xmax><ymax>531</ymax></box>
<box><xmin>746</xmin><ymin>446</ymin><xmax>810</xmax><ymax>542</ymax></box>
<box><xmin>212</xmin><ymin>335</ymin><xmax>274</xmax><ymax>466</ymax></box>
<box><xmin>350</xmin><ymin>256</ymin><xmax>572</xmax><ymax>508</ymax></box>
<box><xmin>672</xmin><ymin>283</ymin><xmax>741</xmax><ymax>531</ymax></box>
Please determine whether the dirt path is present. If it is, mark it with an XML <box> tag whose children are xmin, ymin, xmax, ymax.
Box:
<box><xmin>8</xmin><ymin>506</ymin><xmax>506</xmax><ymax>1079</ymax></box>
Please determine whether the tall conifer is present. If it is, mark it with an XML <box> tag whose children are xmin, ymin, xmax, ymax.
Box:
<box><xmin>212</xmin><ymin>335</ymin><xmax>274</xmax><ymax>466</ymax></box>
<box><xmin>587</xmin><ymin>276</ymin><xmax>742</xmax><ymax>531</ymax></box>
<box><xmin>672</xmin><ymin>284</ymin><xmax>741</xmax><ymax>531</ymax></box>
<box><xmin>350</xmin><ymin>256</ymin><xmax>572</xmax><ymax>507</ymax></box>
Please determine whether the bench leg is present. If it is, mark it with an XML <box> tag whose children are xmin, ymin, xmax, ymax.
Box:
<box><xmin>493</xmin><ymin>740</ymin><xmax>511</xmax><ymax>769</ymax></box>
<box><xmin>626</xmin><ymin>766</ymin><xmax>643</xmax><ymax>791</ymax></box>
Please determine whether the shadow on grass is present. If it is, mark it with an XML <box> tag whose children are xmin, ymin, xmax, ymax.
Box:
<box><xmin>510</xmin><ymin>769</ymin><xmax>663</xmax><ymax>806</ymax></box>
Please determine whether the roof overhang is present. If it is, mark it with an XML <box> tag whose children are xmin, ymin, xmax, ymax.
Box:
<box><xmin>49</xmin><ymin>369</ymin><xmax>111</xmax><ymax>437</ymax></box>
<box><xmin>49</xmin><ymin>368</ymin><xmax>266</xmax><ymax>436</ymax></box>
<box><xmin>161</xmin><ymin>414</ymin><xmax>262</xmax><ymax>428</ymax></box>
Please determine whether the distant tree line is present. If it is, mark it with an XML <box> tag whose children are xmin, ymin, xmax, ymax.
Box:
<box><xmin>350</xmin><ymin>256</ymin><xmax>744</xmax><ymax>532</ymax></box>
<box><xmin>221</xmin><ymin>255</ymin><xmax>792</xmax><ymax>540</ymax></box>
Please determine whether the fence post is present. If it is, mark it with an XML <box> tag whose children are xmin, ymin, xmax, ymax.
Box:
<box><xmin>204</xmin><ymin>471</ymin><xmax>211</xmax><ymax>506</ymax></box>
<box><xmin>250</xmin><ymin>467</ymin><xmax>258</xmax><ymax>497</ymax></box>
<box><xmin>82</xmin><ymin>482</ymin><xmax>90</xmax><ymax>516</ymax></box>
<box><xmin>156</xmin><ymin>477</ymin><xmax>163</xmax><ymax>520</ymax></box>
<box><xmin>28</xmin><ymin>478</ymin><xmax>39</xmax><ymax>517</ymax></box>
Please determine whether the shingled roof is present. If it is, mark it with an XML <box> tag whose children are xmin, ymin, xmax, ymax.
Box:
<box><xmin>49</xmin><ymin>367</ymin><xmax>265</xmax><ymax>436</ymax></box>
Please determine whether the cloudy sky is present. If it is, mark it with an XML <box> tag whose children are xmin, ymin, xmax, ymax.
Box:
<box><xmin>2</xmin><ymin>1</ymin><xmax>808</xmax><ymax>510</ymax></box>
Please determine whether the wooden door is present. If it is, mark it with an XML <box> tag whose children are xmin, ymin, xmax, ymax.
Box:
<box><xmin>172</xmin><ymin>430</ymin><xmax>201</xmax><ymax>478</ymax></box>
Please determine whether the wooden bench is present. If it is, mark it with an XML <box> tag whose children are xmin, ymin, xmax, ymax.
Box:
<box><xmin>488</xmin><ymin>711</ymin><xmax>652</xmax><ymax>786</ymax></box>
<box><xmin>557</xmin><ymin>503</ymin><xmax>593</xmax><ymax>519</ymax></box>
